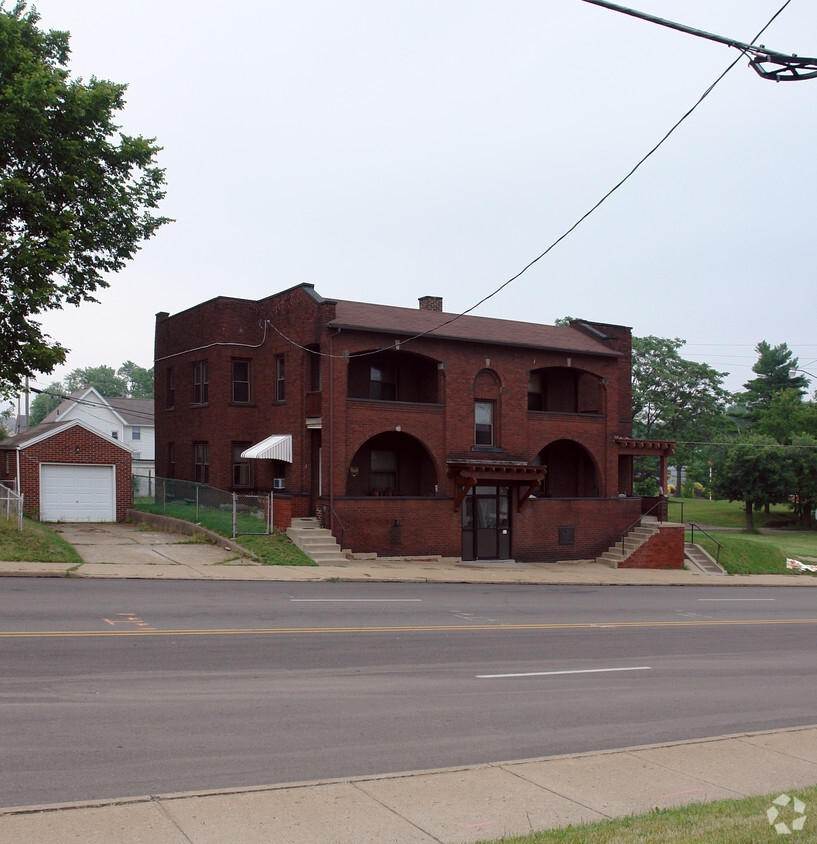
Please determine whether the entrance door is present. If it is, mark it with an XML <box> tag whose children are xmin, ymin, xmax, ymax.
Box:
<box><xmin>461</xmin><ymin>485</ymin><xmax>511</xmax><ymax>560</ymax></box>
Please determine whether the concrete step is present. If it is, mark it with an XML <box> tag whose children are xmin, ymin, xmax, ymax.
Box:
<box><xmin>287</xmin><ymin>516</ymin><xmax>356</xmax><ymax>565</ymax></box>
<box><xmin>684</xmin><ymin>542</ymin><xmax>727</xmax><ymax>575</ymax></box>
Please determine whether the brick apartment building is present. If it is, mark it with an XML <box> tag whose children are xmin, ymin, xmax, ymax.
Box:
<box><xmin>154</xmin><ymin>283</ymin><xmax>674</xmax><ymax>562</ymax></box>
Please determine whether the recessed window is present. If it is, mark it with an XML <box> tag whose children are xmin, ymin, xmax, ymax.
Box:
<box><xmin>111</xmin><ymin>431</ymin><xmax>118</xmax><ymax>440</ymax></box>
<box><xmin>232</xmin><ymin>444</ymin><xmax>251</xmax><ymax>487</ymax></box>
<box><xmin>276</xmin><ymin>356</ymin><xmax>286</xmax><ymax>402</ymax></box>
<box><xmin>194</xmin><ymin>443</ymin><xmax>209</xmax><ymax>484</ymax></box>
<box><xmin>475</xmin><ymin>401</ymin><xmax>494</xmax><ymax>446</ymax></box>
<box><xmin>371</xmin><ymin>448</ymin><xmax>397</xmax><ymax>492</ymax></box>
<box><xmin>370</xmin><ymin>361</ymin><xmax>396</xmax><ymax>401</ymax></box>
<box><xmin>232</xmin><ymin>360</ymin><xmax>251</xmax><ymax>403</ymax></box>
<box><xmin>193</xmin><ymin>361</ymin><xmax>209</xmax><ymax>404</ymax></box>
<box><xmin>131</xmin><ymin>426</ymin><xmax>141</xmax><ymax>441</ymax></box>
<box><xmin>167</xmin><ymin>368</ymin><xmax>175</xmax><ymax>408</ymax></box>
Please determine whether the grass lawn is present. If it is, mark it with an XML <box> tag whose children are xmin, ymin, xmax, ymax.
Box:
<box><xmin>480</xmin><ymin>784</ymin><xmax>815</xmax><ymax>843</ymax></box>
<box><xmin>672</xmin><ymin>498</ymin><xmax>817</xmax><ymax>576</ymax></box>
<box><xmin>133</xmin><ymin>499</ymin><xmax>316</xmax><ymax>566</ymax></box>
<box><xmin>0</xmin><ymin>514</ymin><xmax>83</xmax><ymax>563</ymax></box>
<box><xmin>669</xmin><ymin>498</ymin><xmax>798</xmax><ymax>530</ymax></box>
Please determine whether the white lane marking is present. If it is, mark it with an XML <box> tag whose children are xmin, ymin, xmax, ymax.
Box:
<box><xmin>697</xmin><ymin>598</ymin><xmax>776</xmax><ymax>601</ymax></box>
<box><xmin>288</xmin><ymin>599</ymin><xmax>423</xmax><ymax>602</ymax></box>
<box><xmin>477</xmin><ymin>666</ymin><xmax>652</xmax><ymax>679</ymax></box>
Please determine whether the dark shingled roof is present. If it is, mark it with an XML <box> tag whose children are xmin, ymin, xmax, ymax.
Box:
<box><xmin>330</xmin><ymin>300</ymin><xmax>620</xmax><ymax>357</ymax></box>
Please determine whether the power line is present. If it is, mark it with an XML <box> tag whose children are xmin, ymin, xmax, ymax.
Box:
<box><xmin>264</xmin><ymin>2</ymin><xmax>795</xmax><ymax>361</ymax></box>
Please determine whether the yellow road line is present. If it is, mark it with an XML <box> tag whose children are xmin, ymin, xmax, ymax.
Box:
<box><xmin>1</xmin><ymin>618</ymin><xmax>817</xmax><ymax>638</ymax></box>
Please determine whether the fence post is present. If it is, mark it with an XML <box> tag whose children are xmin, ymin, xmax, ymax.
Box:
<box><xmin>232</xmin><ymin>493</ymin><xmax>237</xmax><ymax>539</ymax></box>
<box><xmin>19</xmin><ymin>493</ymin><xmax>24</xmax><ymax>531</ymax></box>
<box><xmin>196</xmin><ymin>486</ymin><xmax>200</xmax><ymax>523</ymax></box>
<box><xmin>269</xmin><ymin>492</ymin><xmax>273</xmax><ymax>535</ymax></box>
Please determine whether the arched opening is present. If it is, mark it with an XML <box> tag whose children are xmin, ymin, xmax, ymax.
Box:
<box><xmin>347</xmin><ymin>350</ymin><xmax>440</xmax><ymax>403</ymax></box>
<box><xmin>527</xmin><ymin>367</ymin><xmax>604</xmax><ymax>414</ymax></box>
<box><xmin>535</xmin><ymin>440</ymin><xmax>599</xmax><ymax>497</ymax></box>
<box><xmin>346</xmin><ymin>431</ymin><xmax>437</xmax><ymax>496</ymax></box>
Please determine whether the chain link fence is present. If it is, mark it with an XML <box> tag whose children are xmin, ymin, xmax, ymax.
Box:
<box><xmin>153</xmin><ymin>477</ymin><xmax>272</xmax><ymax>538</ymax></box>
<box><xmin>0</xmin><ymin>482</ymin><xmax>23</xmax><ymax>531</ymax></box>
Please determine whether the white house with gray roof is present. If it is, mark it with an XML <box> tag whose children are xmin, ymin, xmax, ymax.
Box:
<box><xmin>41</xmin><ymin>387</ymin><xmax>155</xmax><ymax>495</ymax></box>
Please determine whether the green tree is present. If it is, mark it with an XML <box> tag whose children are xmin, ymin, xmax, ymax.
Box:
<box><xmin>117</xmin><ymin>360</ymin><xmax>153</xmax><ymax>398</ymax></box>
<box><xmin>741</xmin><ymin>341</ymin><xmax>808</xmax><ymax>418</ymax></box>
<box><xmin>711</xmin><ymin>436</ymin><xmax>794</xmax><ymax>531</ymax></box>
<box><xmin>788</xmin><ymin>435</ymin><xmax>817</xmax><ymax>529</ymax></box>
<box><xmin>753</xmin><ymin>389</ymin><xmax>817</xmax><ymax>443</ymax></box>
<box><xmin>64</xmin><ymin>364</ymin><xmax>127</xmax><ymax>397</ymax></box>
<box><xmin>28</xmin><ymin>379</ymin><xmax>64</xmax><ymax>425</ymax></box>
<box><xmin>0</xmin><ymin>3</ymin><xmax>169</xmax><ymax>397</ymax></box>
<box><xmin>631</xmin><ymin>336</ymin><xmax>731</xmax><ymax>491</ymax></box>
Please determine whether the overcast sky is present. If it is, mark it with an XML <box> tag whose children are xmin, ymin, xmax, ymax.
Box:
<box><xmin>16</xmin><ymin>0</ymin><xmax>817</xmax><ymax>404</ymax></box>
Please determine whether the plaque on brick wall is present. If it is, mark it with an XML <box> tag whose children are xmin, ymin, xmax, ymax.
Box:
<box><xmin>558</xmin><ymin>525</ymin><xmax>575</xmax><ymax>546</ymax></box>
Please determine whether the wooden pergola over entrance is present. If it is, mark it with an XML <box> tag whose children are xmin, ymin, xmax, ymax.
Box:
<box><xmin>446</xmin><ymin>461</ymin><xmax>547</xmax><ymax>512</ymax></box>
<box><xmin>613</xmin><ymin>436</ymin><xmax>676</xmax><ymax>495</ymax></box>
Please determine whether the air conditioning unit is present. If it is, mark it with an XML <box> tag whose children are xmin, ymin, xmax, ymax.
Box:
<box><xmin>273</xmin><ymin>478</ymin><xmax>286</xmax><ymax>490</ymax></box>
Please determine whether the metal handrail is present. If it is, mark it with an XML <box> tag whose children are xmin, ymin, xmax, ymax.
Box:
<box><xmin>321</xmin><ymin>502</ymin><xmax>346</xmax><ymax>551</ymax></box>
<box><xmin>618</xmin><ymin>497</ymin><xmax>668</xmax><ymax>545</ymax></box>
<box><xmin>688</xmin><ymin>522</ymin><xmax>724</xmax><ymax>563</ymax></box>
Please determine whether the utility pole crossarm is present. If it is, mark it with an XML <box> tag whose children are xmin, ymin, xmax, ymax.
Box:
<box><xmin>582</xmin><ymin>0</ymin><xmax>817</xmax><ymax>81</ymax></box>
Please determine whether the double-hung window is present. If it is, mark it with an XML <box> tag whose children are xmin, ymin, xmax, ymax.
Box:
<box><xmin>370</xmin><ymin>449</ymin><xmax>397</xmax><ymax>492</ymax></box>
<box><xmin>232</xmin><ymin>444</ymin><xmax>251</xmax><ymax>487</ymax></box>
<box><xmin>276</xmin><ymin>356</ymin><xmax>286</xmax><ymax>402</ymax></box>
<box><xmin>193</xmin><ymin>361</ymin><xmax>209</xmax><ymax>404</ymax></box>
<box><xmin>474</xmin><ymin>401</ymin><xmax>495</xmax><ymax>446</ymax></box>
<box><xmin>370</xmin><ymin>361</ymin><xmax>396</xmax><ymax>401</ymax></box>
<box><xmin>232</xmin><ymin>360</ymin><xmax>251</xmax><ymax>403</ymax></box>
<box><xmin>194</xmin><ymin>443</ymin><xmax>209</xmax><ymax>484</ymax></box>
<box><xmin>167</xmin><ymin>368</ymin><xmax>175</xmax><ymax>408</ymax></box>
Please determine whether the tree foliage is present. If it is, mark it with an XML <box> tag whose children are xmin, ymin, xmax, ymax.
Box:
<box><xmin>741</xmin><ymin>341</ymin><xmax>808</xmax><ymax>418</ymax></box>
<box><xmin>711</xmin><ymin>436</ymin><xmax>794</xmax><ymax>531</ymax></box>
<box><xmin>117</xmin><ymin>360</ymin><xmax>153</xmax><ymax>399</ymax></box>
<box><xmin>29</xmin><ymin>360</ymin><xmax>153</xmax><ymax>425</ymax></box>
<box><xmin>28</xmin><ymin>379</ymin><xmax>64</xmax><ymax>425</ymax></box>
<box><xmin>631</xmin><ymin>336</ymin><xmax>731</xmax><ymax>440</ymax></box>
<box><xmin>789</xmin><ymin>435</ymin><xmax>817</xmax><ymax>529</ymax></box>
<box><xmin>0</xmin><ymin>2</ymin><xmax>169</xmax><ymax>397</ymax></box>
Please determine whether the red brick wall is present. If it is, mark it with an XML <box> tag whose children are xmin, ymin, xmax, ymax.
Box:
<box><xmin>13</xmin><ymin>427</ymin><xmax>132</xmax><ymax>521</ymax></box>
<box><xmin>619</xmin><ymin>524</ymin><xmax>685</xmax><ymax>569</ymax></box>
<box><xmin>154</xmin><ymin>284</ymin><xmax>647</xmax><ymax>560</ymax></box>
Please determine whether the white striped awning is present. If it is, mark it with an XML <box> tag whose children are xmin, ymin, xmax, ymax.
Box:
<box><xmin>240</xmin><ymin>434</ymin><xmax>293</xmax><ymax>462</ymax></box>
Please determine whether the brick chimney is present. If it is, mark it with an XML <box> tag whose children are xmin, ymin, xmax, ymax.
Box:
<box><xmin>418</xmin><ymin>296</ymin><xmax>443</xmax><ymax>312</ymax></box>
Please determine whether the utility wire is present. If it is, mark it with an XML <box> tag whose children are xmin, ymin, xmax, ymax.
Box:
<box><xmin>265</xmin><ymin>1</ymin><xmax>795</xmax><ymax>361</ymax></box>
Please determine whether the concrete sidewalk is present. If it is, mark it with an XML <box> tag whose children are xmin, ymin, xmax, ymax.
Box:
<box><xmin>3</xmin><ymin>519</ymin><xmax>817</xmax><ymax>587</ymax></box>
<box><xmin>2</xmin><ymin>726</ymin><xmax>817</xmax><ymax>843</ymax></box>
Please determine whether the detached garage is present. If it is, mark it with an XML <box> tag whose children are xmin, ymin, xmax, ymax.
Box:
<box><xmin>0</xmin><ymin>421</ymin><xmax>132</xmax><ymax>522</ymax></box>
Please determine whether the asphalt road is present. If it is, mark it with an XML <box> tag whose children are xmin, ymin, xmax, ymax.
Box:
<box><xmin>2</xmin><ymin>579</ymin><xmax>817</xmax><ymax>808</ymax></box>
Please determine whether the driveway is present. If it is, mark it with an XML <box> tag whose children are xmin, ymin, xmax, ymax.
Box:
<box><xmin>52</xmin><ymin>522</ymin><xmax>244</xmax><ymax>567</ymax></box>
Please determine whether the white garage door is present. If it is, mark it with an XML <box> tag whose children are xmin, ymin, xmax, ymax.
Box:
<box><xmin>40</xmin><ymin>464</ymin><xmax>116</xmax><ymax>522</ymax></box>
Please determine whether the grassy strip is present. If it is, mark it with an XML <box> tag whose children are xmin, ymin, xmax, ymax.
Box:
<box><xmin>669</xmin><ymin>498</ymin><xmax>797</xmax><ymax>530</ymax></box>
<box><xmin>686</xmin><ymin>531</ymin><xmax>792</xmax><ymax>576</ymax></box>
<box><xmin>670</xmin><ymin>498</ymin><xmax>817</xmax><ymax>576</ymax></box>
<box><xmin>480</xmin><ymin>784</ymin><xmax>815</xmax><ymax>843</ymax></box>
<box><xmin>133</xmin><ymin>500</ymin><xmax>316</xmax><ymax>566</ymax></box>
<box><xmin>0</xmin><ymin>515</ymin><xmax>83</xmax><ymax>563</ymax></box>
<box><xmin>238</xmin><ymin>533</ymin><xmax>317</xmax><ymax>566</ymax></box>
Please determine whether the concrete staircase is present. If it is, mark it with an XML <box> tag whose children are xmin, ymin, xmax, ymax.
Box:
<box><xmin>286</xmin><ymin>517</ymin><xmax>350</xmax><ymax>565</ymax></box>
<box><xmin>684</xmin><ymin>541</ymin><xmax>726</xmax><ymax>575</ymax></box>
<box><xmin>596</xmin><ymin>516</ymin><xmax>659</xmax><ymax>568</ymax></box>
